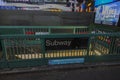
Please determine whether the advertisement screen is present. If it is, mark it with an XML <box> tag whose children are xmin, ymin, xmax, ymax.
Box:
<box><xmin>95</xmin><ymin>1</ymin><xmax>120</xmax><ymax>26</ymax></box>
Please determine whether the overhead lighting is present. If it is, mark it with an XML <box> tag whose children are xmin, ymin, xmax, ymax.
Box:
<box><xmin>88</xmin><ymin>3</ymin><xmax>92</xmax><ymax>7</ymax></box>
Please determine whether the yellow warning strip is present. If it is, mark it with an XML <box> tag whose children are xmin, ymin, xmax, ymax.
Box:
<box><xmin>13</xmin><ymin>49</ymin><xmax>109</xmax><ymax>60</ymax></box>
<box><xmin>14</xmin><ymin>50</ymin><xmax>87</xmax><ymax>59</ymax></box>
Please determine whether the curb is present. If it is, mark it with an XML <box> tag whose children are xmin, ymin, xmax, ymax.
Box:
<box><xmin>0</xmin><ymin>62</ymin><xmax>120</xmax><ymax>74</ymax></box>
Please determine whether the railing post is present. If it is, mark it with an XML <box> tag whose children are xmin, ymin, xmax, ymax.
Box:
<box><xmin>87</xmin><ymin>37</ymin><xmax>90</xmax><ymax>56</ymax></box>
<box><xmin>41</xmin><ymin>38</ymin><xmax>47</xmax><ymax>65</ymax></box>
<box><xmin>49</xmin><ymin>28</ymin><xmax>51</xmax><ymax>34</ymax></box>
<box><xmin>0</xmin><ymin>39</ymin><xmax>9</xmax><ymax>68</ymax></box>
<box><xmin>73</xmin><ymin>27</ymin><xmax>76</xmax><ymax>34</ymax></box>
<box><xmin>1</xmin><ymin>39</ymin><xmax>7</xmax><ymax>61</ymax></box>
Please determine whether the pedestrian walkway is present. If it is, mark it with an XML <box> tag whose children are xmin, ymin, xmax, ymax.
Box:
<box><xmin>1</xmin><ymin>2</ymin><xmax>71</xmax><ymax>11</ymax></box>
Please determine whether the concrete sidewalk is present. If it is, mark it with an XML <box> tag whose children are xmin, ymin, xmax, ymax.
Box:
<box><xmin>0</xmin><ymin>62</ymin><xmax>120</xmax><ymax>80</ymax></box>
<box><xmin>0</xmin><ymin>61</ymin><xmax>120</xmax><ymax>74</ymax></box>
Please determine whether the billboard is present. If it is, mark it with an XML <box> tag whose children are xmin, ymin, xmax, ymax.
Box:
<box><xmin>95</xmin><ymin>1</ymin><xmax>120</xmax><ymax>26</ymax></box>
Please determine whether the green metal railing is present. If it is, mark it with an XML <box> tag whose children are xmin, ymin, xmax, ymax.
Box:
<box><xmin>0</xmin><ymin>33</ymin><xmax>120</xmax><ymax>68</ymax></box>
<box><xmin>0</xmin><ymin>26</ymin><xmax>88</xmax><ymax>35</ymax></box>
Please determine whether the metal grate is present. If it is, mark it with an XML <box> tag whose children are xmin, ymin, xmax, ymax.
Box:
<box><xmin>4</xmin><ymin>38</ymin><xmax>43</xmax><ymax>60</ymax></box>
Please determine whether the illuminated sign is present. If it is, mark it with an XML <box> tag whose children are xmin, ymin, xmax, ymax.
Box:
<box><xmin>95</xmin><ymin>0</ymin><xmax>119</xmax><ymax>6</ymax></box>
<box><xmin>48</xmin><ymin>58</ymin><xmax>85</xmax><ymax>65</ymax></box>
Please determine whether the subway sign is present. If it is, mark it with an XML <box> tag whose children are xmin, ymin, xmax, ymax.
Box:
<box><xmin>45</xmin><ymin>38</ymin><xmax>89</xmax><ymax>50</ymax></box>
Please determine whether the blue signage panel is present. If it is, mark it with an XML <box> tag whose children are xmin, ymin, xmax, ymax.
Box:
<box><xmin>48</xmin><ymin>58</ymin><xmax>85</xmax><ymax>65</ymax></box>
<box><xmin>0</xmin><ymin>6</ymin><xmax>17</xmax><ymax>10</ymax></box>
<box><xmin>95</xmin><ymin>0</ymin><xmax>119</xmax><ymax>6</ymax></box>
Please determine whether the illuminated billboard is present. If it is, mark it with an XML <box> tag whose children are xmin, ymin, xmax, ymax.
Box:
<box><xmin>95</xmin><ymin>1</ymin><xmax>120</xmax><ymax>26</ymax></box>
